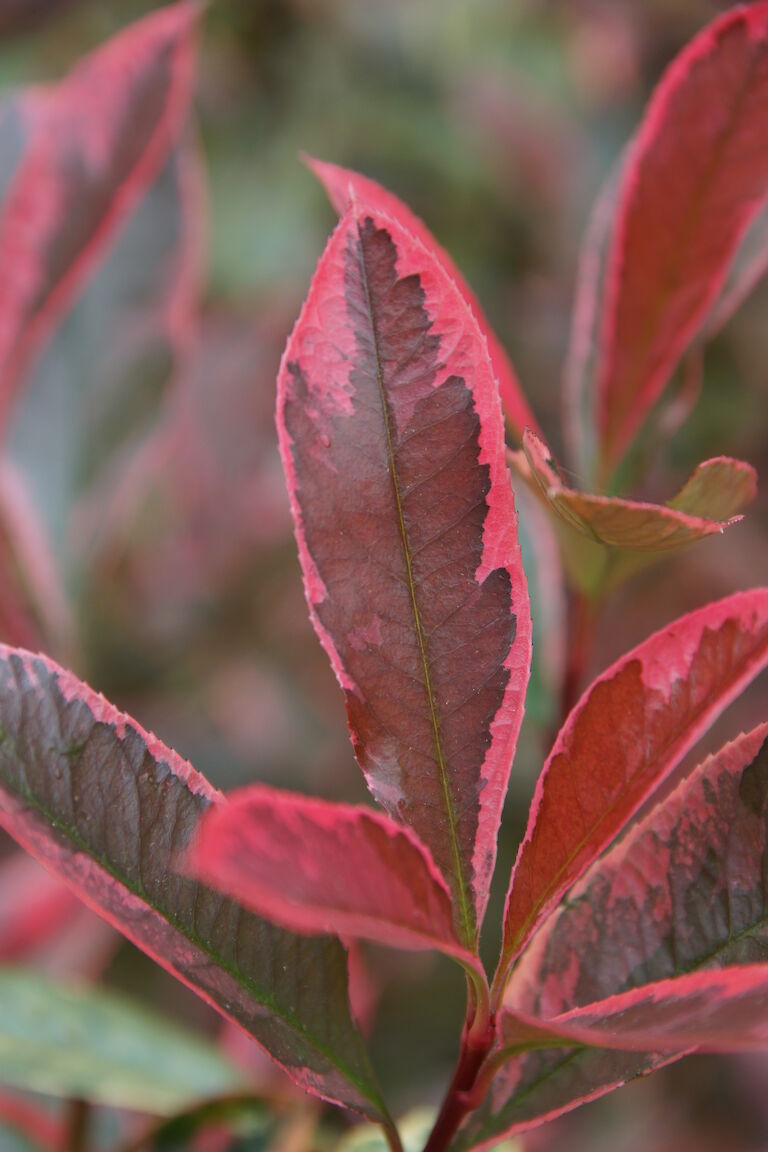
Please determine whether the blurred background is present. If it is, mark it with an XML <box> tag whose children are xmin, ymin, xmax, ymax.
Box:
<box><xmin>0</xmin><ymin>1</ymin><xmax>767</xmax><ymax>1149</ymax></box>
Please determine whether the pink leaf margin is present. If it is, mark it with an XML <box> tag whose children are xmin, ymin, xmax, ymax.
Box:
<box><xmin>497</xmin><ymin>588</ymin><xmax>768</xmax><ymax>984</ymax></box>
<box><xmin>277</xmin><ymin>201</ymin><xmax>532</xmax><ymax>933</ymax></box>
<box><xmin>0</xmin><ymin>1</ymin><xmax>201</xmax><ymax>434</ymax></box>
<box><xmin>189</xmin><ymin>785</ymin><xmax>485</xmax><ymax>977</ymax></box>
<box><xmin>304</xmin><ymin>154</ymin><xmax>542</xmax><ymax>444</ymax></box>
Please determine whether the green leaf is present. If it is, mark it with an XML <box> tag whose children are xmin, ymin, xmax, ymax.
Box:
<box><xmin>0</xmin><ymin>968</ymin><xmax>242</xmax><ymax>1114</ymax></box>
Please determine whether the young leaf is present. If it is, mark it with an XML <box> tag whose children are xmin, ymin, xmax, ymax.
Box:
<box><xmin>0</xmin><ymin>968</ymin><xmax>242</xmax><ymax>1114</ymax></box>
<box><xmin>668</xmin><ymin>456</ymin><xmax>759</xmax><ymax>521</ymax></box>
<box><xmin>497</xmin><ymin>589</ymin><xmax>768</xmax><ymax>983</ymax></box>
<box><xmin>521</xmin><ymin>429</ymin><xmax>755</xmax><ymax>552</ymax></box>
<box><xmin>0</xmin><ymin>1</ymin><xmax>199</xmax><ymax>429</ymax></box>
<box><xmin>277</xmin><ymin>203</ymin><xmax>531</xmax><ymax>946</ymax></box>
<box><xmin>190</xmin><ymin>786</ymin><xmax>484</xmax><ymax>973</ymax></box>
<box><xmin>597</xmin><ymin>3</ymin><xmax>768</xmax><ymax>474</ymax></box>
<box><xmin>304</xmin><ymin>156</ymin><xmax>541</xmax><ymax>444</ymax></box>
<box><xmin>0</xmin><ymin>647</ymin><xmax>390</xmax><ymax>1123</ymax></box>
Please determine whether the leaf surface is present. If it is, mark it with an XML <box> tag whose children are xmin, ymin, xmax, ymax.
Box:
<box><xmin>0</xmin><ymin>1</ymin><xmax>199</xmax><ymax>429</ymax></box>
<box><xmin>502</xmin><ymin>966</ymin><xmax>768</xmax><ymax>1054</ymax></box>
<box><xmin>498</xmin><ymin>589</ymin><xmax>768</xmax><ymax>979</ymax></box>
<box><xmin>0</xmin><ymin>647</ymin><xmax>389</xmax><ymax>1122</ymax></box>
<box><xmin>278</xmin><ymin>204</ymin><xmax>531</xmax><ymax>945</ymax></box>
<box><xmin>305</xmin><ymin>156</ymin><xmax>540</xmax><ymax>444</ymax></box>
<box><xmin>456</xmin><ymin>725</ymin><xmax>768</xmax><ymax>1150</ymax></box>
<box><xmin>597</xmin><ymin>3</ymin><xmax>768</xmax><ymax>473</ymax></box>
<box><xmin>0</xmin><ymin>968</ymin><xmax>242</xmax><ymax>1114</ymax></box>
<box><xmin>191</xmin><ymin>785</ymin><xmax>482</xmax><ymax>971</ymax></box>
<box><xmin>522</xmin><ymin>429</ymin><xmax>755</xmax><ymax>552</ymax></box>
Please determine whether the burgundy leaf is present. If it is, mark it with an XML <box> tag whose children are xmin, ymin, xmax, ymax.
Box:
<box><xmin>522</xmin><ymin>429</ymin><xmax>756</xmax><ymax>552</ymax></box>
<box><xmin>498</xmin><ymin>589</ymin><xmax>768</xmax><ymax>982</ymax></box>
<box><xmin>0</xmin><ymin>647</ymin><xmax>390</xmax><ymax>1123</ymax></box>
<box><xmin>278</xmin><ymin>203</ymin><xmax>531</xmax><ymax>946</ymax></box>
<box><xmin>190</xmin><ymin>786</ymin><xmax>483</xmax><ymax>973</ymax></box>
<box><xmin>0</xmin><ymin>1</ymin><xmax>199</xmax><ymax>431</ymax></box>
<box><xmin>597</xmin><ymin>3</ymin><xmax>768</xmax><ymax>474</ymax></box>
<box><xmin>305</xmin><ymin>155</ymin><xmax>541</xmax><ymax>444</ymax></box>
<box><xmin>455</xmin><ymin>725</ymin><xmax>768</xmax><ymax>1149</ymax></box>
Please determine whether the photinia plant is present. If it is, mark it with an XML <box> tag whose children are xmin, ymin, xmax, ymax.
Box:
<box><xmin>0</xmin><ymin>3</ymin><xmax>768</xmax><ymax>1151</ymax></box>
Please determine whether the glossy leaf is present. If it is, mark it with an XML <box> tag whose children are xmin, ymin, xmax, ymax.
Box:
<box><xmin>498</xmin><ymin>589</ymin><xmax>768</xmax><ymax>981</ymax></box>
<box><xmin>278</xmin><ymin>203</ymin><xmax>531</xmax><ymax>946</ymax></box>
<box><xmin>521</xmin><ymin>429</ymin><xmax>755</xmax><ymax>552</ymax></box>
<box><xmin>191</xmin><ymin>785</ymin><xmax>482</xmax><ymax>972</ymax></box>
<box><xmin>0</xmin><ymin>1</ymin><xmax>199</xmax><ymax>430</ymax></box>
<box><xmin>0</xmin><ymin>647</ymin><xmax>389</xmax><ymax>1122</ymax></box>
<box><xmin>597</xmin><ymin>3</ymin><xmax>768</xmax><ymax>473</ymax></box>
<box><xmin>0</xmin><ymin>968</ymin><xmax>242</xmax><ymax>1114</ymax></box>
<box><xmin>305</xmin><ymin>155</ymin><xmax>541</xmax><ymax>444</ymax></box>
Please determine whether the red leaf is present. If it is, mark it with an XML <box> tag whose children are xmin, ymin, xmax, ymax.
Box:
<box><xmin>498</xmin><ymin>589</ymin><xmax>768</xmax><ymax>981</ymax></box>
<box><xmin>0</xmin><ymin>647</ymin><xmax>389</xmax><ymax>1122</ymax></box>
<box><xmin>278</xmin><ymin>203</ymin><xmax>531</xmax><ymax>946</ymax></box>
<box><xmin>190</xmin><ymin>786</ymin><xmax>483</xmax><ymax>974</ymax></box>
<box><xmin>503</xmin><ymin>965</ymin><xmax>768</xmax><ymax>1054</ymax></box>
<box><xmin>702</xmin><ymin>192</ymin><xmax>768</xmax><ymax>338</ymax></box>
<box><xmin>456</xmin><ymin>725</ymin><xmax>768</xmax><ymax>1150</ymax></box>
<box><xmin>597</xmin><ymin>3</ymin><xmax>768</xmax><ymax>473</ymax></box>
<box><xmin>305</xmin><ymin>155</ymin><xmax>541</xmax><ymax>444</ymax></box>
<box><xmin>0</xmin><ymin>1</ymin><xmax>199</xmax><ymax>431</ymax></box>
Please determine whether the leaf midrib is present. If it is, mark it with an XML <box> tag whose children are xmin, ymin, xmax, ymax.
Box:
<box><xmin>354</xmin><ymin>218</ymin><xmax>475</xmax><ymax>949</ymax></box>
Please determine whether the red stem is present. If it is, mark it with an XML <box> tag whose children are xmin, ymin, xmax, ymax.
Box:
<box><xmin>422</xmin><ymin>1012</ymin><xmax>495</xmax><ymax>1152</ymax></box>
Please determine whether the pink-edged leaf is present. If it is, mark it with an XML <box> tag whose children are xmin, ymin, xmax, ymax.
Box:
<box><xmin>0</xmin><ymin>461</ymin><xmax>72</xmax><ymax>653</ymax></box>
<box><xmin>305</xmin><ymin>155</ymin><xmax>541</xmax><ymax>444</ymax></box>
<box><xmin>503</xmin><ymin>966</ymin><xmax>768</xmax><ymax>1054</ymax></box>
<box><xmin>562</xmin><ymin>163</ymin><xmax>619</xmax><ymax>481</ymax></box>
<box><xmin>0</xmin><ymin>647</ymin><xmax>390</xmax><ymax>1123</ymax></box>
<box><xmin>508</xmin><ymin>723</ymin><xmax>768</xmax><ymax>1018</ymax></box>
<box><xmin>454</xmin><ymin>724</ymin><xmax>768</xmax><ymax>1150</ymax></box>
<box><xmin>0</xmin><ymin>1</ymin><xmax>199</xmax><ymax>432</ymax></box>
<box><xmin>703</xmin><ymin>193</ymin><xmax>768</xmax><ymax>338</ymax></box>
<box><xmin>597</xmin><ymin>3</ymin><xmax>768</xmax><ymax>474</ymax></box>
<box><xmin>522</xmin><ymin>429</ymin><xmax>756</xmax><ymax>552</ymax></box>
<box><xmin>498</xmin><ymin>589</ymin><xmax>768</xmax><ymax>980</ymax></box>
<box><xmin>190</xmin><ymin>786</ymin><xmax>483</xmax><ymax>974</ymax></box>
<box><xmin>278</xmin><ymin>203</ymin><xmax>531</xmax><ymax>947</ymax></box>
